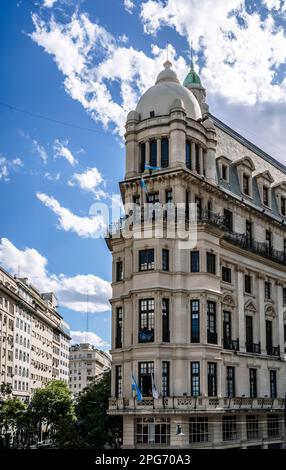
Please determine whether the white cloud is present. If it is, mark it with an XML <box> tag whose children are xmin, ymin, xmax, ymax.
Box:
<box><xmin>43</xmin><ymin>0</ymin><xmax>57</xmax><ymax>7</ymax></box>
<box><xmin>44</xmin><ymin>172</ymin><xmax>60</xmax><ymax>181</ymax></box>
<box><xmin>262</xmin><ymin>0</ymin><xmax>281</xmax><ymax>10</ymax></box>
<box><xmin>68</xmin><ymin>167</ymin><xmax>107</xmax><ymax>199</ymax></box>
<box><xmin>0</xmin><ymin>237</ymin><xmax>111</xmax><ymax>313</ymax></box>
<box><xmin>54</xmin><ymin>139</ymin><xmax>77</xmax><ymax>166</ymax></box>
<box><xmin>32</xmin><ymin>139</ymin><xmax>48</xmax><ymax>163</ymax></box>
<box><xmin>36</xmin><ymin>192</ymin><xmax>106</xmax><ymax>238</ymax></box>
<box><xmin>123</xmin><ymin>0</ymin><xmax>135</xmax><ymax>14</ymax></box>
<box><xmin>30</xmin><ymin>12</ymin><xmax>187</xmax><ymax>136</ymax></box>
<box><xmin>140</xmin><ymin>0</ymin><xmax>286</xmax><ymax>106</ymax></box>
<box><xmin>0</xmin><ymin>156</ymin><xmax>24</xmax><ymax>181</ymax></box>
<box><xmin>70</xmin><ymin>330</ymin><xmax>110</xmax><ymax>350</ymax></box>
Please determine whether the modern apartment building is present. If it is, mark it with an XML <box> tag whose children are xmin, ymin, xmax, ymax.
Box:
<box><xmin>0</xmin><ymin>265</ymin><xmax>71</xmax><ymax>401</ymax></box>
<box><xmin>69</xmin><ymin>343</ymin><xmax>111</xmax><ymax>395</ymax></box>
<box><xmin>107</xmin><ymin>61</ymin><xmax>286</xmax><ymax>448</ymax></box>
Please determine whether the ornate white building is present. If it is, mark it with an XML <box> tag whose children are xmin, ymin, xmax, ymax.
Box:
<box><xmin>107</xmin><ymin>61</ymin><xmax>286</xmax><ymax>449</ymax></box>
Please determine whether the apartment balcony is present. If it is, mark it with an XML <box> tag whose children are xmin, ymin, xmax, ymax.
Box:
<box><xmin>108</xmin><ymin>396</ymin><xmax>285</xmax><ymax>414</ymax></box>
<box><xmin>223</xmin><ymin>338</ymin><xmax>240</xmax><ymax>351</ymax></box>
<box><xmin>266</xmin><ymin>345</ymin><xmax>280</xmax><ymax>357</ymax></box>
<box><xmin>246</xmin><ymin>342</ymin><xmax>261</xmax><ymax>354</ymax></box>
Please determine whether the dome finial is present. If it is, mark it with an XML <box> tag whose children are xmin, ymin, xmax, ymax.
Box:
<box><xmin>163</xmin><ymin>60</ymin><xmax>172</xmax><ymax>70</ymax></box>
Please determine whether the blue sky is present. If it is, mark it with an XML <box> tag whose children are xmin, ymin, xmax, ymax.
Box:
<box><xmin>1</xmin><ymin>0</ymin><xmax>286</xmax><ymax>349</ymax></box>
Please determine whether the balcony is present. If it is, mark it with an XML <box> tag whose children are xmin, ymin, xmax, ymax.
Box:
<box><xmin>223</xmin><ymin>338</ymin><xmax>240</xmax><ymax>351</ymax></box>
<box><xmin>108</xmin><ymin>396</ymin><xmax>285</xmax><ymax>413</ymax></box>
<box><xmin>266</xmin><ymin>345</ymin><xmax>280</xmax><ymax>357</ymax></box>
<box><xmin>246</xmin><ymin>342</ymin><xmax>261</xmax><ymax>354</ymax></box>
<box><xmin>207</xmin><ymin>331</ymin><xmax>218</xmax><ymax>345</ymax></box>
<box><xmin>224</xmin><ymin>232</ymin><xmax>286</xmax><ymax>266</ymax></box>
<box><xmin>138</xmin><ymin>328</ymin><xmax>154</xmax><ymax>343</ymax></box>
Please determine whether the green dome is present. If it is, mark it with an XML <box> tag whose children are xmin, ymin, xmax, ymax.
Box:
<box><xmin>183</xmin><ymin>63</ymin><xmax>202</xmax><ymax>88</ymax></box>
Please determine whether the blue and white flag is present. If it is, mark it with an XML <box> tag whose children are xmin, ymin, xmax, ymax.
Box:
<box><xmin>151</xmin><ymin>372</ymin><xmax>159</xmax><ymax>399</ymax></box>
<box><xmin>145</xmin><ymin>164</ymin><xmax>161</xmax><ymax>171</ymax></box>
<box><xmin>140</xmin><ymin>176</ymin><xmax>148</xmax><ymax>192</ymax></box>
<box><xmin>132</xmin><ymin>374</ymin><xmax>143</xmax><ymax>401</ymax></box>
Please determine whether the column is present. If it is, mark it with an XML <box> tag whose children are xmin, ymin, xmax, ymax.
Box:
<box><xmin>236</xmin><ymin>267</ymin><xmax>246</xmax><ymax>352</ymax></box>
<box><xmin>276</xmin><ymin>282</ymin><xmax>284</xmax><ymax>354</ymax></box>
<box><xmin>199</xmin><ymin>146</ymin><xmax>204</xmax><ymax>175</ymax></box>
<box><xmin>122</xmin><ymin>416</ymin><xmax>135</xmax><ymax>448</ymax></box>
<box><xmin>145</xmin><ymin>140</ymin><xmax>150</xmax><ymax>168</ymax></box>
<box><xmin>191</xmin><ymin>142</ymin><xmax>196</xmax><ymax>171</ymax></box>
<box><xmin>257</xmin><ymin>275</ymin><xmax>266</xmax><ymax>354</ymax></box>
<box><xmin>157</xmin><ymin>138</ymin><xmax>161</xmax><ymax>168</ymax></box>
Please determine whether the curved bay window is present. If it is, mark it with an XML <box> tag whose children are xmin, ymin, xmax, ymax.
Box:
<box><xmin>161</xmin><ymin>138</ymin><xmax>169</xmax><ymax>168</ymax></box>
<box><xmin>207</xmin><ymin>301</ymin><xmax>217</xmax><ymax>344</ymax></box>
<box><xmin>138</xmin><ymin>299</ymin><xmax>154</xmax><ymax>343</ymax></box>
<box><xmin>138</xmin><ymin>361</ymin><xmax>154</xmax><ymax>396</ymax></box>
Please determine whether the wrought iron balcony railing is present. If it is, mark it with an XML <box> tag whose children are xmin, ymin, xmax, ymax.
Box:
<box><xmin>246</xmin><ymin>342</ymin><xmax>261</xmax><ymax>354</ymax></box>
<box><xmin>223</xmin><ymin>338</ymin><xmax>240</xmax><ymax>351</ymax></box>
<box><xmin>266</xmin><ymin>345</ymin><xmax>280</xmax><ymax>357</ymax></box>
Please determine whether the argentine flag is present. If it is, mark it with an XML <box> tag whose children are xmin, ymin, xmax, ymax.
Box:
<box><xmin>145</xmin><ymin>164</ymin><xmax>161</xmax><ymax>171</ymax></box>
<box><xmin>132</xmin><ymin>374</ymin><xmax>143</xmax><ymax>401</ymax></box>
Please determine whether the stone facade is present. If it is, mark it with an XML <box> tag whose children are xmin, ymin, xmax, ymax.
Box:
<box><xmin>106</xmin><ymin>62</ymin><xmax>286</xmax><ymax>449</ymax></box>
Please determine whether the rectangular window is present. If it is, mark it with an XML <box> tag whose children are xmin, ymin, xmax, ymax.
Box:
<box><xmin>223</xmin><ymin>311</ymin><xmax>232</xmax><ymax>349</ymax></box>
<box><xmin>270</xmin><ymin>370</ymin><xmax>277</xmax><ymax>398</ymax></box>
<box><xmin>267</xmin><ymin>415</ymin><xmax>279</xmax><ymax>438</ymax></box>
<box><xmin>161</xmin><ymin>138</ymin><xmax>169</xmax><ymax>168</ymax></box>
<box><xmin>147</xmin><ymin>192</ymin><xmax>159</xmax><ymax>204</ymax></box>
<box><xmin>222</xmin><ymin>266</ymin><xmax>231</xmax><ymax>283</ymax></box>
<box><xmin>191</xmin><ymin>251</ymin><xmax>200</xmax><ymax>273</ymax></box>
<box><xmin>140</xmin><ymin>142</ymin><xmax>146</xmax><ymax>172</ymax></box>
<box><xmin>139</xmin><ymin>299</ymin><xmax>154</xmax><ymax>343</ymax></box>
<box><xmin>136</xmin><ymin>417</ymin><xmax>170</xmax><ymax>445</ymax></box>
<box><xmin>162</xmin><ymin>361</ymin><xmax>170</xmax><ymax>397</ymax></box>
<box><xmin>115</xmin><ymin>307</ymin><xmax>123</xmax><ymax>349</ymax></box>
<box><xmin>206</xmin><ymin>252</ymin><xmax>216</xmax><ymax>275</ymax></box>
<box><xmin>191</xmin><ymin>300</ymin><xmax>200</xmax><ymax>343</ymax></box>
<box><xmin>266</xmin><ymin>320</ymin><xmax>273</xmax><ymax>355</ymax></box>
<box><xmin>222</xmin><ymin>164</ymin><xmax>227</xmax><ymax>181</ymax></box>
<box><xmin>138</xmin><ymin>362</ymin><xmax>154</xmax><ymax>397</ymax></box>
<box><xmin>224</xmin><ymin>209</ymin><xmax>233</xmax><ymax>231</ymax></box>
<box><xmin>116</xmin><ymin>261</ymin><xmax>123</xmax><ymax>282</ymax></box>
<box><xmin>207</xmin><ymin>301</ymin><xmax>217</xmax><ymax>344</ymax></box>
<box><xmin>246</xmin><ymin>220</ymin><xmax>253</xmax><ymax>246</ymax></box>
<box><xmin>150</xmin><ymin>140</ymin><xmax>157</xmax><ymax>167</ymax></box>
<box><xmin>207</xmin><ymin>362</ymin><xmax>217</xmax><ymax>397</ymax></box>
<box><xmin>226</xmin><ymin>366</ymin><xmax>235</xmax><ymax>398</ymax></box>
<box><xmin>266</xmin><ymin>230</ymin><xmax>272</xmax><ymax>253</ymax></box>
<box><xmin>265</xmin><ymin>281</ymin><xmax>271</xmax><ymax>300</ymax></box>
<box><xmin>133</xmin><ymin>194</ymin><xmax>140</xmax><ymax>205</ymax></box>
<box><xmin>186</xmin><ymin>140</ymin><xmax>191</xmax><ymax>170</ymax></box>
<box><xmin>195</xmin><ymin>145</ymin><xmax>200</xmax><ymax>173</ymax></box>
<box><xmin>281</xmin><ymin>196</ymin><xmax>286</xmax><ymax>216</ymax></box>
<box><xmin>263</xmin><ymin>186</ymin><xmax>269</xmax><ymax>206</ymax></box>
<box><xmin>246</xmin><ymin>315</ymin><xmax>253</xmax><ymax>352</ymax></box>
<box><xmin>247</xmin><ymin>416</ymin><xmax>259</xmax><ymax>440</ymax></box>
<box><xmin>162</xmin><ymin>298</ymin><xmax>170</xmax><ymax>342</ymax></box>
<box><xmin>165</xmin><ymin>189</ymin><xmax>172</xmax><ymax>203</ymax></box>
<box><xmin>191</xmin><ymin>362</ymin><xmax>200</xmax><ymax>397</ymax></box>
<box><xmin>195</xmin><ymin>197</ymin><xmax>202</xmax><ymax>220</ymax></box>
<box><xmin>243</xmin><ymin>174</ymin><xmax>250</xmax><ymax>195</ymax></box>
<box><xmin>249</xmin><ymin>368</ymin><xmax>257</xmax><ymax>398</ymax></box>
<box><xmin>162</xmin><ymin>249</ymin><xmax>169</xmax><ymax>271</ymax></box>
<box><xmin>189</xmin><ymin>418</ymin><xmax>208</xmax><ymax>443</ymax></box>
<box><xmin>139</xmin><ymin>249</ymin><xmax>154</xmax><ymax>271</ymax></box>
<box><xmin>115</xmin><ymin>365</ymin><xmax>122</xmax><ymax>398</ymax></box>
<box><xmin>244</xmin><ymin>274</ymin><xmax>252</xmax><ymax>293</ymax></box>
<box><xmin>222</xmin><ymin>416</ymin><xmax>237</xmax><ymax>441</ymax></box>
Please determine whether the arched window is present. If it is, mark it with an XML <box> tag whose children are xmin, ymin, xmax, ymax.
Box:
<box><xmin>161</xmin><ymin>138</ymin><xmax>169</xmax><ymax>168</ymax></box>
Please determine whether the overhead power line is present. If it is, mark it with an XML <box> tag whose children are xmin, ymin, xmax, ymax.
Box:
<box><xmin>0</xmin><ymin>101</ymin><xmax>107</xmax><ymax>136</ymax></box>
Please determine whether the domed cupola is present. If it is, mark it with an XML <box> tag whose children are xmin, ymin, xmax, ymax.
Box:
<box><xmin>135</xmin><ymin>61</ymin><xmax>202</xmax><ymax>121</ymax></box>
<box><xmin>183</xmin><ymin>62</ymin><xmax>208</xmax><ymax>114</ymax></box>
